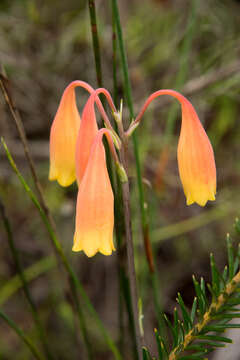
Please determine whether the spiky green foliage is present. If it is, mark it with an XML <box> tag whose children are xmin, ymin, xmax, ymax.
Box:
<box><xmin>144</xmin><ymin>218</ymin><xmax>240</xmax><ymax>360</ymax></box>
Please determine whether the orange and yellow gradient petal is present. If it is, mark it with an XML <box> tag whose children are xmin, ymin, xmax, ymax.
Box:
<box><xmin>73</xmin><ymin>132</ymin><xmax>115</xmax><ymax>257</ymax></box>
<box><xmin>49</xmin><ymin>83</ymin><xmax>81</xmax><ymax>187</ymax></box>
<box><xmin>177</xmin><ymin>99</ymin><xmax>216</xmax><ymax>206</ymax></box>
<box><xmin>135</xmin><ymin>89</ymin><xmax>216</xmax><ymax>206</ymax></box>
<box><xmin>75</xmin><ymin>94</ymin><xmax>98</xmax><ymax>186</ymax></box>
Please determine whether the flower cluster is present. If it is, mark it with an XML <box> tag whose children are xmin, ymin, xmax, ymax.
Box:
<box><xmin>49</xmin><ymin>81</ymin><xmax>216</xmax><ymax>257</ymax></box>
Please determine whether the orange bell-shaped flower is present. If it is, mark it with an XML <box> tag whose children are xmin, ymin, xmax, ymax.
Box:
<box><xmin>49</xmin><ymin>81</ymin><xmax>95</xmax><ymax>187</ymax></box>
<box><xmin>73</xmin><ymin>129</ymin><xmax>115</xmax><ymax>257</ymax></box>
<box><xmin>177</xmin><ymin>98</ymin><xmax>216</xmax><ymax>206</ymax></box>
<box><xmin>133</xmin><ymin>89</ymin><xmax>216</xmax><ymax>206</ymax></box>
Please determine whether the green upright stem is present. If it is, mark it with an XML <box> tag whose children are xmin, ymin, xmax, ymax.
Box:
<box><xmin>1</xmin><ymin>138</ymin><xmax>122</xmax><ymax>360</ymax></box>
<box><xmin>111</xmin><ymin>5</ymin><xmax>139</xmax><ymax>357</ymax></box>
<box><xmin>112</xmin><ymin>0</ymin><xmax>166</xmax><ymax>340</ymax></box>
<box><xmin>111</xmin><ymin>0</ymin><xmax>150</xmax><ymax>264</ymax></box>
<box><xmin>112</xmin><ymin>2</ymin><xmax>149</xmax><ymax>359</ymax></box>
<box><xmin>0</xmin><ymin>199</ymin><xmax>54</xmax><ymax>360</ymax></box>
<box><xmin>0</xmin><ymin>309</ymin><xmax>44</xmax><ymax>360</ymax></box>
<box><xmin>88</xmin><ymin>0</ymin><xmax>103</xmax><ymax>87</ymax></box>
<box><xmin>119</xmin><ymin>142</ymin><xmax>143</xmax><ymax>360</ymax></box>
<box><xmin>112</xmin><ymin>8</ymin><xmax>118</xmax><ymax>105</ymax></box>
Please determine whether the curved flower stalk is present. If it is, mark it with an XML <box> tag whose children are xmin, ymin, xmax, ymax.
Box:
<box><xmin>73</xmin><ymin>128</ymin><xmax>119</xmax><ymax>257</ymax></box>
<box><xmin>130</xmin><ymin>90</ymin><xmax>216</xmax><ymax>207</ymax></box>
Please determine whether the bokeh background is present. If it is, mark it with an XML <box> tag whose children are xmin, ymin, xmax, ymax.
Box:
<box><xmin>0</xmin><ymin>0</ymin><xmax>240</xmax><ymax>359</ymax></box>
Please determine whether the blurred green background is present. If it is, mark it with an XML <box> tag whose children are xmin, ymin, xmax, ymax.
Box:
<box><xmin>0</xmin><ymin>0</ymin><xmax>240</xmax><ymax>358</ymax></box>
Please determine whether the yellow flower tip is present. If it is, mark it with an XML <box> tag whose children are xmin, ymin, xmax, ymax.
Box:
<box><xmin>186</xmin><ymin>195</ymin><xmax>214</xmax><ymax>207</ymax></box>
<box><xmin>56</xmin><ymin>174</ymin><xmax>75</xmax><ymax>187</ymax></box>
<box><xmin>185</xmin><ymin>183</ymin><xmax>216</xmax><ymax>207</ymax></box>
<box><xmin>99</xmin><ymin>240</ymin><xmax>115</xmax><ymax>256</ymax></box>
<box><xmin>72</xmin><ymin>231</ymin><xmax>115</xmax><ymax>257</ymax></box>
<box><xmin>49</xmin><ymin>166</ymin><xmax>75</xmax><ymax>187</ymax></box>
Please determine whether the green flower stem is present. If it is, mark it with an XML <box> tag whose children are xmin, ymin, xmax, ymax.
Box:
<box><xmin>0</xmin><ymin>198</ymin><xmax>54</xmax><ymax>360</ymax></box>
<box><xmin>88</xmin><ymin>0</ymin><xmax>102</xmax><ymax>87</ymax></box>
<box><xmin>116</xmin><ymin>128</ymin><xmax>143</xmax><ymax>360</ymax></box>
<box><xmin>111</xmin><ymin>6</ymin><xmax>124</xmax><ymax>351</ymax></box>
<box><xmin>1</xmin><ymin>138</ymin><xmax>122</xmax><ymax>360</ymax></box>
<box><xmin>111</xmin><ymin>5</ymin><xmax>139</xmax><ymax>357</ymax></box>
<box><xmin>112</xmin><ymin>1</ymin><xmax>165</xmax><ymax>356</ymax></box>
<box><xmin>120</xmin><ymin>162</ymin><xmax>143</xmax><ymax>360</ymax></box>
<box><xmin>112</xmin><ymin>7</ymin><xmax>118</xmax><ymax>105</ymax></box>
<box><xmin>0</xmin><ymin>309</ymin><xmax>44</xmax><ymax>360</ymax></box>
<box><xmin>111</xmin><ymin>0</ymin><xmax>152</xmax><ymax>274</ymax></box>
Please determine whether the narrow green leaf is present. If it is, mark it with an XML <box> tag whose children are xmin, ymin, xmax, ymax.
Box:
<box><xmin>161</xmin><ymin>338</ymin><xmax>169</xmax><ymax>357</ymax></box>
<box><xmin>237</xmin><ymin>243</ymin><xmax>240</xmax><ymax>258</ymax></box>
<box><xmin>222</xmin><ymin>324</ymin><xmax>240</xmax><ymax>328</ymax></box>
<box><xmin>154</xmin><ymin>328</ymin><xmax>168</xmax><ymax>359</ymax></box>
<box><xmin>178</xmin><ymin>320</ymin><xmax>185</xmax><ymax>343</ymax></box>
<box><xmin>142</xmin><ymin>347</ymin><xmax>152</xmax><ymax>360</ymax></box>
<box><xmin>201</xmin><ymin>325</ymin><xmax>226</xmax><ymax>333</ymax></box>
<box><xmin>227</xmin><ymin>297</ymin><xmax>240</xmax><ymax>306</ymax></box>
<box><xmin>198</xmin><ymin>341</ymin><xmax>226</xmax><ymax>348</ymax></box>
<box><xmin>178</xmin><ymin>350</ymin><xmax>208</xmax><ymax>359</ymax></box>
<box><xmin>177</xmin><ymin>293</ymin><xmax>192</xmax><ymax>331</ymax></box>
<box><xmin>173</xmin><ymin>308</ymin><xmax>181</xmax><ymax>346</ymax></box>
<box><xmin>173</xmin><ymin>307</ymin><xmax>179</xmax><ymax>329</ymax></box>
<box><xmin>210</xmin><ymin>253</ymin><xmax>220</xmax><ymax>296</ymax></box>
<box><xmin>203</xmin><ymin>324</ymin><xmax>240</xmax><ymax>332</ymax></box>
<box><xmin>226</xmin><ymin>234</ymin><xmax>234</xmax><ymax>280</ymax></box>
<box><xmin>213</xmin><ymin>313</ymin><xmax>240</xmax><ymax>319</ymax></box>
<box><xmin>233</xmin><ymin>258</ymin><xmax>239</xmax><ymax>276</ymax></box>
<box><xmin>234</xmin><ymin>217</ymin><xmax>240</xmax><ymax>234</ymax></box>
<box><xmin>154</xmin><ymin>329</ymin><xmax>163</xmax><ymax>360</ymax></box>
<box><xmin>164</xmin><ymin>314</ymin><xmax>178</xmax><ymax>347</ymax></box>
<box><xmin>200</xmin><ymin>278</ymin><xmax>207</xmax><ymax>299</ymax></box>
<box><xmin>222</xmin><ymin>266</ymin><xmax>228</xmax><ymax>283</ymax></box>
<box><xmin>191</xmin><ymin>297</ymin><xmax>197</xmax><ymax>323</ymax></box>
<box><xmin>197</xmin><ymin>334</ymin><xmax>232</xmax><ymax>343</ymax></box>
<box><xmin>219</xmin><ymin>305</ymin><xmax>240</xmax><ymax>312</ymax></box>
<box><xmin>185</xmin><ymin>344</ymin><xmax>205</xmax><ymax>352</ymax></box>
<box><xmin>207</xmin><ymin>283</ymin><xmax>217</xmax><ymax>301</ymax></box>
<box><xmin>192</xmin><ymin>276</ymin><xmax>205</xmax><ymax>316</ymax></box>
<box><xmin>233</xmin><ymin>244</ymin><xmax>240</xmax><ymax>275</ymax></box>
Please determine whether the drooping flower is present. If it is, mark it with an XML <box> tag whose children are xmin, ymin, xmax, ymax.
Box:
<box><xmin>132</xmin><ymin>89</ymin><xmax>216</xmax><ymax>206</ymax></box>
<box><xmin>177</xmin><ymin>97</ymin><xmax>216</xmax><ymax>206</ymax></box>
<box><xmin>73</xmin><ymin>129</ymin><xmax>115</xmax><ymax>257</ymax></box>
<box><xmin>49</xmin><ymin>81</ymin><xmax>94</xmax><ymax>187</ymax></box>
